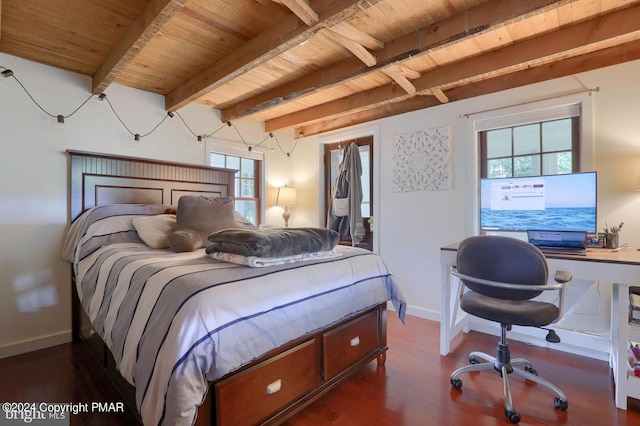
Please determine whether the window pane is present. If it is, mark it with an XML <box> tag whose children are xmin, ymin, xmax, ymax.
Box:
<box><xmin>234</xmin><ymin>200</ymin><xmax>257</xmax><ymax>225</ymax></box>
<box><xmin>542</xmin><ymin>119</ymin><xmax>572</xmax><ymax>152</ymax></box>
<box><xmin>513</xmin><ymin>124</ymin><xmax>540</xmax><ymax>155</ymax></box>
<box><xmin>241</xmin><ymin>158</ymin><xmax>255</xmax><ymax>179</ymax></box>
<box><xmin>226</xmin><ymin>156</ymin><xmax>240</xmax><ymax>170</ymax></box>
<box><xmin>210</xmin><ymin>153</ymin><xmax>225</xmax><ymax>168</ymax></box>
<box><xmin>486</xmin><ymin>128</ymin><xmax>512</xmax><ymax>158</ymax></box>
<box><xmin>240</xmin><ymin>178</ymin><xmax>254</xmax><ymax>197</ymax></box>
<box><xmin>234</xmin><ymin>177</ymin><xmax>241</xmax><ymax>198</ymax></box>
<box><xmin>330</xmin><ymin>149</ymin><xmax>341</xmax><ymax>187</ymax></box>
<box><xmin>487</xmin><ymin>158</ymin><xmax>512</xmax><ymax>178</ymax></box>
<box><xmin>542</xmin><ymin>152</ymin><xmax>572</xmax><ymax>175</ymax></box>
<box><xmin>514</xmin><ymin>155</ymin><xmax>540</xmax><ymax>176</ymax></box>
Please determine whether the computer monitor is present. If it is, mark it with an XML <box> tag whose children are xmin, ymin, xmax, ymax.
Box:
<box><xmin>479</xmin><ymin>171</ymin><xmax>597</xmax><ymax>233</ymax></box>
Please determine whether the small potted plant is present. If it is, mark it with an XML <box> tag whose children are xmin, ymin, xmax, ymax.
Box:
<box><xmin>604</xmin><ymin>221</ymin><xmax>624</xmax><ymax>249</ymax></box>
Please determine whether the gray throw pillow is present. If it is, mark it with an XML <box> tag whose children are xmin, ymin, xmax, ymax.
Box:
<box><xmin>168</xmin><ymin>195</ymin><xmax>244</xmax><ymax>252</ymax></box>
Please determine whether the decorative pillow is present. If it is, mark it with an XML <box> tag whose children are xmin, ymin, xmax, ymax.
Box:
<box><xmin>132</xmin><ymin>214</ymin><xmax>176</xmax><ymax>249</ymax></box>
<box><xmin>168</xmin><ymin>195</ymin><xmax>246</xmax><ymax>252</ymax></box>
<box><xmin>168</xmin><ymin>229</ymin><xmax>203</xmax><ymax>252</ymax></box>
<box><xmin>62</xmin><ymin>204</ymin><xmax>171</xmax><ymax>262</ymax></box>
<box><xmin>205</xmin><ymin>227</ymin><xmax>340</xmax><ymax>258</ymax></box>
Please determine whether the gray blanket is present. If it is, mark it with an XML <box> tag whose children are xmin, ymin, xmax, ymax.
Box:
<box><xmin>206</xmin><ymin>227</ymin><xmax>339</xmax><ymax>257</ymax></box>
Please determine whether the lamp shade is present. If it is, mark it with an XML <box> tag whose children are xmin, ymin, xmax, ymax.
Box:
<box><xmin>275</xmin><ymin>186</ymin><xmax>297</xmax><ymax>207</ymax></box>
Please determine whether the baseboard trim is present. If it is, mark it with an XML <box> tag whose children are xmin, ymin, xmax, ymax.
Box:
<box><xmin>403</xmin><ymin>305</ymin><xmax>440</xmax><ymax>322</ymax></box>
<box><xmin>0</xmin><ymin>331</ymin><xmax>72</xmax><ymax>360</ymax></box>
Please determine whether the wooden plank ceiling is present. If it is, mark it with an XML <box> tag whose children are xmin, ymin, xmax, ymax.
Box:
<box><xmin>1</xmin><ymin>0</ymin><xmax>639</xmax><ymax>137</ymax></box>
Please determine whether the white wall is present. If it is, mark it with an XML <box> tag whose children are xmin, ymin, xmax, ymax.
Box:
<box><xmin>2</xmin><ymin>51</ymin><xmax>640</xmax><ymax>358</ymax></box>
<box><xmin>0</xmin><ymin>53</ymin><xmax>290</xmax><ymax>358</ymax></box>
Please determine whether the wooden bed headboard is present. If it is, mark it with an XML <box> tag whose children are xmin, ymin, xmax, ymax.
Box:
<box><xmin>67</xmin><ymin>150</ymin><xmax>237</xmax><ymax>221</ymax></box>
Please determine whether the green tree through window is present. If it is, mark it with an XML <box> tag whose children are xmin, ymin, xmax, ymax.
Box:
<box><xmin>480</xmin><ymin>117</ymin><xmax>579</xmax><ymax>179</ymax></box>
<box><xmin>210</xmin><ymin>152</ymin><xmax>261</xmax><ymax>225</ymax></box>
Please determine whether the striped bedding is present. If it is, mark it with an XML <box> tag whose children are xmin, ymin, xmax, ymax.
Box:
<box><xmin>64</xmin><ymin>205</ymin><xmax>407</xmax><ymax>426</ymax></box>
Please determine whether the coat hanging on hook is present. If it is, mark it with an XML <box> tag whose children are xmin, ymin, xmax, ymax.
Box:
<box><xmin>327</xmin><ymin>142</ymin><xmax>365</xmax><ymax>246</ymax></box>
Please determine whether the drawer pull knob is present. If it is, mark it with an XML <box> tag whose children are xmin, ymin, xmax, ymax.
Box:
<box><xmin>266</xmin><ymin>379</ymin><xmax>282</xmax><ymax>395</ymax></box>
<box><xmin>350</xmin><ymin>336</ymin><xmax>360</xmax><ymax>347</ymax></box>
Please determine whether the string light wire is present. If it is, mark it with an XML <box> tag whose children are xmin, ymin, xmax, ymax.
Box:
<box><xmin>229</xmin><ymin>121</ymin><xmax>250</xmax><ymax>149</ymax></box>
<box><xmin>173</xmin><ymin>110</ymin><xmax>198</xmax><ymax>137</ymax></box>
<box><xmin>1</xmin><ymin>67</ymin><xmax>94</xmax><ymax>119</ymax></box>
<box><xmin>205</xmin><ymin>122</ymin><xmax>229</xmax><ymax>138</ymax></box>
<box><xmin>272</xmin><ymin>132</ymin><xmax>301</xmax><ymax>157</ymax></box>
<box><xmin>0</xmin><ymin>65</ymin><xmax>295</xmax><ymax>151</ymax></box>
<box><xmin>102</xmin><ymin>94</ymin><xmax>173</xmax><ymax>138</ymax></box>
<box><xmin>253</xmin><ymin>133</ymin><xmax>270</xmax><ymax>150</ymax></box>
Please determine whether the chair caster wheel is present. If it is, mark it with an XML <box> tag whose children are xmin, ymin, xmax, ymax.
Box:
<box><xmin>505</xmin><ymin>410</ymin><xmax>520</xmax><ymax>423</ymax></box>
<box><xmin>469</xmin><ymin>355</ymin><xmax>479</xmax><ymax>364</ymax></box>
<box><xmin>554</xmin><ymin>397</ymin><xmax>568</xmax><ymax>410</ymax></box>
<box><xmin>451</xmin><ymin>378</ymin><xmax>462</xmax><ymax>389</ymax></box>
<box><xmin>525</xmin><ymin>365</ymin><xmax>537</xmax><ymax>375</ymax></box>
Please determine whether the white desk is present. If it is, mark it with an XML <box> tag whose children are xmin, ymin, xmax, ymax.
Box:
<box><xmin>440</xmin><ymin>242</ymin><xmax>640</xmax><ymax>409</ymax></box>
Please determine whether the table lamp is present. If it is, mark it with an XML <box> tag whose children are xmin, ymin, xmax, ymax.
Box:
<box><xmin>275</xmin><ymin>186</ymin><xmax>297</xmax><ymax>227</ymax></box>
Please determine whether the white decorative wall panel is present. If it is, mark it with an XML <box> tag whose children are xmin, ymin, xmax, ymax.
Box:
<box><xmin>392</xmin><ymin>127</ymin><xmax>450</xmax><ymax>192</ymax></box>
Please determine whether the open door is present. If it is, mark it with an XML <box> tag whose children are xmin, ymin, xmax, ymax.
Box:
<box><xmin>324</xmin><ymin>136</ymin><xmax>373</xmax><ymax>251</ymax></box>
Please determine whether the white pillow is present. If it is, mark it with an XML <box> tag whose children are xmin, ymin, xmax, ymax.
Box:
<box><xmin>132</xmin><ymin>214</ymin><xmax>176</xmax><ymax>248</ymax></box>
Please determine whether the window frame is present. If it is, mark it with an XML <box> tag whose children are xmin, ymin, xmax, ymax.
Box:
<box><xmin>206</xmin><ymin>138</ymin><xmax>264</xmax><ymax>226</ymax></box>
<box><xmin>479</xmin><ymin>116</ymin><xmax>581</xmax><ymax>178</ymax></box>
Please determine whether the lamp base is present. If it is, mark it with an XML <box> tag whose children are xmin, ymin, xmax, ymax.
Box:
<box><xmin>282</xmin><ymin>206</ymin><xmax>291</xmax><ymax>227</ymax></box>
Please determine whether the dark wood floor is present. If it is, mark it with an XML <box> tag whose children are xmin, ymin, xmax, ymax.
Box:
<box><xmin>2</xmin><ymin>314</ymin><xmax>640</xmax><ymax>425</ymax></box>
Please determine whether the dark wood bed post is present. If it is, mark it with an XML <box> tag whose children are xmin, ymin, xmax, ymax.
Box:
<box><xmin>377</xmin><ymin>304</ymin><xmax>388</xmax><ymax>366</ymax></box>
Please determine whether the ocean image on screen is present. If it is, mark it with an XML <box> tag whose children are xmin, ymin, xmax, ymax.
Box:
<box><xmin>480</xmin><ymin>207</ymin><xmax>596</xmax><ymax>232</ymax></box>
<box><xmin>480</xmin><ymin>172</ymin><xmax>597</xmax><ymax>233</ymax></box>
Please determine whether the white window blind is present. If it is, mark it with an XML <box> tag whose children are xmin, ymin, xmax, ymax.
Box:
<box><xmin>476</xmin><ymin>103</ymin><xmax>581</xmax><ymax>132</ymax></box>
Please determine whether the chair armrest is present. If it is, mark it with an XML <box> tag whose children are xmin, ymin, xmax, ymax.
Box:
<box><xmin>554</xmin><ymin>270</ymin><xmax>573</xmax><ymax>283</ymax></box>
<box><xmin>450</xmin><ymin>268</ymin><xmax>566</xmax><ymax>292</ymax></box>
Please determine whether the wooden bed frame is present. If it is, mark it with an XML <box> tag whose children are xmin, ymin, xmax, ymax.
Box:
<box><xmin>67</xmin><ymin>150</ymin><xmax>388</xmax><ymax>425</ymax></box>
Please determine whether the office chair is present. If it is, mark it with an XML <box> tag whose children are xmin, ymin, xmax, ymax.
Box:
<box><xmin>449</xmin><ymin>235</ymin><xmax>572</xmax><ymax>424</ymax></box>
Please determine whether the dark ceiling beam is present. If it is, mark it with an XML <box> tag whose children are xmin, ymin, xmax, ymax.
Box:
<box><xmin>165</xmin><ymin>0</ymin><xmax>379</xmax><ymax>110</ymax></box>
<box><xmin>92</xmin><ymin>0</ymin><xmax>189</xmax><ymax>94</ymax></box>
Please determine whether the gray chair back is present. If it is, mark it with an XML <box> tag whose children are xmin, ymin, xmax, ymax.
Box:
<box><xmin>457</xmin><ymin>236</ymin><xmax>548</xmax><ymax>300</ymax></box>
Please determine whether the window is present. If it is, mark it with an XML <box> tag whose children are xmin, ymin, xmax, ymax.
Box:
<box><xmin>210</xmin><ymin>152</ymin><xmax>261</xmax><ymax>225</ymax></box>
<box><xmin>478</xmin><ymin>104</ymin><xmax>581</xmax><ymax>179</ymax></box>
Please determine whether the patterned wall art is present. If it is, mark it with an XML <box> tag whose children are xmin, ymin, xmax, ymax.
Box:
<box><xmin>392</xmin><ymin>126</ymin><xmax>451</xmax><ymax>192</ymax></box>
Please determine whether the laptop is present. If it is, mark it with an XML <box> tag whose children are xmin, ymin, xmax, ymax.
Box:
<box><xmin>526</xmin><ymin>230</ymin><xmax>588</xmax><ymax>255</ymax></box>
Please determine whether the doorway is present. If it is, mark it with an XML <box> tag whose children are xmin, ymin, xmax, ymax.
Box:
<box><xmin>323</xmin><ymin>136</ymin><xmax>373</xmax><ymax>250</ymax></box>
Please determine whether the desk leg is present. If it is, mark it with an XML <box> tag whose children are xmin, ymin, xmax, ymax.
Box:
<box><xmin>440</xmin><ymin>263</ymin><xmax>452</xmax><ymax>356</ymax></box>
<box><xmin>612</xmin><ymin>283</ymin><xmax>628</xmax><ymax>410</ymax></box>
<box><xmin>440</xmin><ymin>263</ymin><xmax>468</xmax><ymax>356</ymax></box>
